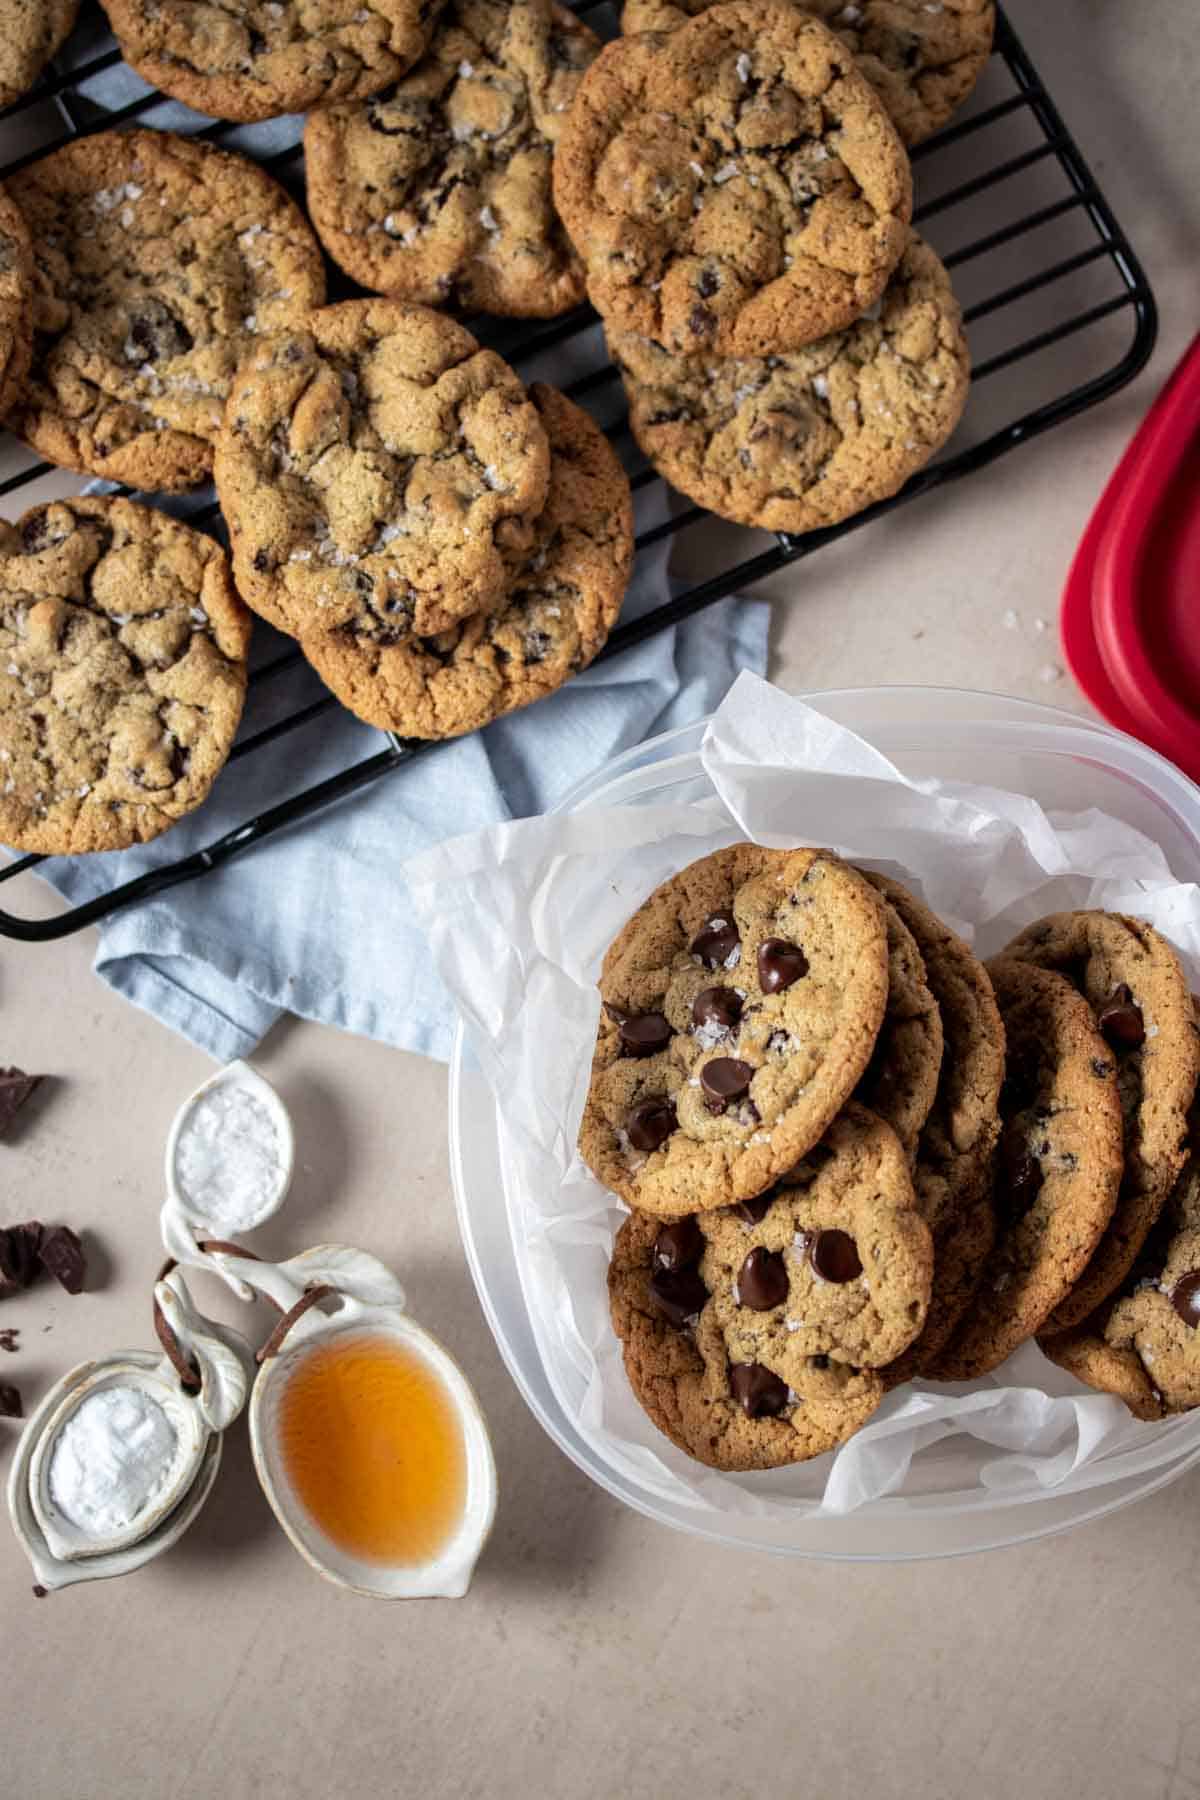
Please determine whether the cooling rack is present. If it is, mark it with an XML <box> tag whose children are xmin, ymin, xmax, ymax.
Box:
<box><xmin>0</xmin><ymin>1</ymin><xmax>1157</xmax><ymax>941</ymax></box>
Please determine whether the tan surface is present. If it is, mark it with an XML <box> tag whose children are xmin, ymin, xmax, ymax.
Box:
<box><xmin>2</xmin><ymin>3</ymin><xmax>1200</xmax><ymax>1797</ymax></box>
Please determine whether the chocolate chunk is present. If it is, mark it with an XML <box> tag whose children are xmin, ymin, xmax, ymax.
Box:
<box><xmin>619</xmin><ymin>1012</ymin><xmax>673</xmax><ymax>1058</ymax></box>
<box><xmin>0</xmin><ymin>1327</ymin><xmax>17</xmax><ymax>1352</ymax></box>
<box><xmin>729</xmin><ymin>1361</ymin><xmax>789</xmax><ymax>1418</ymax></box>
<box><xmin>1098</xmin><ymin>984</ymin><xmax>1145</xmax><ymax>1050</ymax></box>
<box><xmin>0</xmin><ymin>1068</ymin><xmax>44</xmax><ymax>1139</ymax></box>
<box><xmin>696</xmin><ymin>265</ymin><xmax>720</xmax><ymax>298</ymax></box>
<box><xmin>732</xmin><ymin>1194</ymin><xmax>772</xmax><ymax>1225</ymax></box>
<box><xmin>692</xmin><ymin>986</ymin><xmax>743</xmax><ymax>1032</ymax></box>
<box><xmin>626</xmin><ymin>1098</ymin><xmax>677</xmax><ymax>1152</ymax></box>
<box><xmin>0</xmin><ymin>1221</ymin><xmax>44</xmax><ymax>1295</ymax></box>
<box><xmin>757</xmin><ymin>938</ymin><xmax>809</xmax><ymax>994</ymax></box>
<box><xmin>809</xmin><ymin>1229</ymin><xmax>863</xmax><ymax>1284</ymax></box>
<box><xmin>652</xmin><ymin>1216</ymin><xmax>703</xmax><ymax>1273</ymax></box>
<box><xmin>689</xmin><ymin>913</ymin><xmax>740</xmax><ymax>969</ymax></box>
<box><xmin>38</xmin><ymin>1226</ymin><xmax>86</xmax><ymax>1295</ymax></box>
<box><xmin>0</xmin><ymin>1381</ymin><xmax>21</xmax><ymax>1419</ymax></box>
<box><xmin>998</xmin><ymin>1121</ymin><xmax>1043</xmax><ymax>1219</ymax></box>
<box><xmin>736</xmin><ymin>1246</ymin><xmax>788</xmax><ymax>1310</ymax></box>
<box><xmin>699</xmin><ymin>1057</ymin><xmax>754</xmax><ymax>1112</ymax></box>
<box><xmin>649</xmin><ymin>1265</ymin><xmax>708</xmax><ymax>1328</ymax></box>
<box><xmin>1170</xmin><ymin>1271</ymin><xmax>1200</xmax><ymax>1330</ymax></box>
<box><xmin>125</xmin><ymin>299</ymin><xmax>194</xmax><ymax>364</ymax></box>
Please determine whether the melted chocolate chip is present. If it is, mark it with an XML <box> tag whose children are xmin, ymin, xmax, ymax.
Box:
<box><xmin>618</xmin><ymin>1013</ymin><xmax>673</xmax><ymax>1058</ymax></box>
<box><xmin>733</xmin><ymin>1194</ymin><xmax>772</xmax><ymax>1225</ymax></box>
<box><xmin>1170</xmin><ymin>1271</ymin><xmax>1200</xmax><ymax>1329</ymax></box>
<box><xmin>998</xmin><ymin>1120</ymin><xmax>1043</xmax><ymax>1219</ymax></box>
<box><xmin>649</xmin><ymin>1265</ymin><xmax>708</xmax><ymax>1328</ymax></box>
<box><xmin>692</xmin><ymin>986</ymin><xmax>743</xmax><ymax>1032</ymax></box>
<box><xmin>809</xmin><ymin>1229</ymin><xmax>862</xmax><ymax>1284</ymax></box>
<box><xmin>688</xmin><ymin>304</ymin><xmax>716</xmax><ymax>336</ymax></box>
<box><xmin>1098</xmin><ymin>984</ymin><xmax>1145</xmax><ymax>1050</ymax></box>
<box><xmin>690</xmin><ymin>913</ymin><xmax>740</xmax><ymax>969</ymax></box>
<box><xmin>125</xmin><ymin>299</ymin><xmax>193</xmax><ymax>364</ymax></box>
<box><xmin>737</xmin><ymin>1246</ymin><xmax>789</xmax><ymax>1310</ymax></box>
<box><xmin>699</xmin><ymin>1057</ymin><xmax>754</xmax><ymax>1112</ymax></box>
<box><xmin>653</xmin><ymin>1216</ymin><xmax>703</xmax><ymax>1273</ymax></box>
<box><xmin>1091</xmin><ymin>1056</ymin><xmax>1115</xmax><ymax>1079</ymax></box>
<box><xmin>757</xmin><ymin>938</ymin><xmax>809</xmax><ymax>993</ymax></box>
<box><xmin>729</xmin><ymin>1361</ymin><xmax>789</xmax><ymax>1418</ymax></box>
<box><xmin>626</xmin><ymin>1098</ymin><xmax>677</xmax><ymax>1152</ymax></box>
<box><xmin>696</xmin><ymin>265</ymin><xmax>720</xmax><ymax>298</ymax></box>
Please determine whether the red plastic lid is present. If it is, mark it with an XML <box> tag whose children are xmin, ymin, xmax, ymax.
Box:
<box><xmin>1061</xmin><ymin>334</ymin><xmax>1200</xmax><ymax>782</ymax></box>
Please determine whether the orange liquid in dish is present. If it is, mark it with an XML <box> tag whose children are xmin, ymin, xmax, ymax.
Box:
<box><xmin>277</xmin><ymin>1333</ymin><xmax>466</xmax><ymax>1566</ymax></box>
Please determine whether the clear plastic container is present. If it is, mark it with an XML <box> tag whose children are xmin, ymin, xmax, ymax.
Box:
<box><xmin>449</xmin><ymin>687</ymin><xmax>1200</xmax><ymax>1558</ymax></box>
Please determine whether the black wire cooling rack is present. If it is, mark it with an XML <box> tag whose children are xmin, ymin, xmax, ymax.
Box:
<box><xmin>0</xmin><ymin>1</ymin><xmax>1157</xmax><ymax>941</ymax></box>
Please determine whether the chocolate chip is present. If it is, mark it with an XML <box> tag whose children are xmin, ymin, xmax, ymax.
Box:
<box><xmin>1097</xmin><ymin>984</ymin><xmax>1145</xmax><ymax>1050</ymax></box>
<box><xmin>38</xmin><ymin>1226</ymin><xmax>86</xmax><ymax>1295</ymax></box>
<box><xmin>729</xmin><ymin>1361</ymin><xmax>789</xmax><ymax>1418</ymax></box>
<box><xmin>649</xmin><ymin>1265</ymin><xmax>708</xmax><ymax>1327</ymax></box>
<box><xmin>1091</xmin><ymin>1057</ymin><xmax>1114</xmax><ymax>1079</ymax></box>
<box><xmin>757</xmin><ymin>938</ymin><xmax>808</xmax><ymax>993</ymax></box>
<box><xmin>0</xmin><ymin>1221</ymin><xmax>44</xmax><ymax>1296</ymax></box>
<box><xmin>1170</xmin><ymin>1271</ymin><xmax>1200</xmax><ymax>1329</ymax></box>
<box><xmin>696</xmin><ymin>265</ymin><xmax>720</xmax><ymax>298</ymax></box>
<box><xmin>692</xmin><ymin>986</ymin><xmax>743</xmax><ymax>1032</ymax></box>
<box><xmin>737</xmin><ymin>1246</ymin><xmax>788</xmax><ymax>1309</ymax></box>
<box><xmin>252</xmin><ymin>547</ymin><xmax>271</xmax><ymax>573</ymax></box>
<box><xmin>688</xmin><ymin>304</ymin><xmax>716</xmax><ymax>336</ymax></box>
<box><xmin>125</xmin><ymin>299</ymin><xmax>193</xmax><ymax>364</ymax></box>
<box><xmin>647</xmin><ymin>407</ymin><xmax>689</xmax><ymax>427</ymax></box>
<box><xmin>998</xmin><ymin>1120</ymin><xmax>1043</xmax><ymax>1219</ymax></box>
<box><xmin>699</xmin><ymin>1057</ymin><xmax>754</xmax><ymax>1112</ymax></box>
<box><xmin>809</xmin><ymin>1229</ymin><xmax>862</xmax><ymax>1283</ymax></box>
<box><xmin>690</xmin><ymin>913</ymin><xmax>740</xmax><ymax>969</ymax></box>
<box><xmin>732</xmin><ymin>1194</ymin><xmax>772</xmax><ymax>1224</ymax></box>
<box><xmin>619</xmin><ymin>1013</ymin><xmax>673</xmax><ymax>1057</ymax></box>
<box><xmin>0</xmin><ymin>1382</ymin><xmax>21</xmax><ymax>1420</ymax></box>
<box><xmin>652</xmin><ymin>1216</ymin><xmax>704</xmax><ymax>1273</ymax></box>
<box><xmin>626</xmin><ymin>1098</ymin><xmax>677</xmax><ymax>1152</ymax></box>
<box><xmin>523</xmin><ymin>628</ymin><xmax>552</xmax><ymax>664</ymax></box>
<box><xmin>0</xmin><ymin>1068</ymin><xmax>43</xmax><ymax>1139</ymax></box>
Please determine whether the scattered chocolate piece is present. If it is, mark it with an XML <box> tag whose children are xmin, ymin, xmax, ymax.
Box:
<box><xmin>0</xmin><ymin>1221</ymin><xmax>44</xmax><ymax>1296</ymax></box>
<box><xmin>1170</xmin><ymin>1271</ymin><xmax>1200</xmax><ymax>1330</ymax></box>
<box><xmin>757</xmin><ymin>938</ymin><xmax>809</xmax><ymax>994</ymax></box>
<box><xmin>1097</xmin><ymin>983</ymin><xmax>1145</xmax><ymax>1050</ymax></box>
<box><xmin>732</xmin><ymin>1194</ymin><xmax>773</xmax><ymax>1225</ymax></box>
<box><xmin>809</xmin><ymin>1229</ymin><xmax>863</xmax><ymax>1284</ymax></box>
<box><xmin>649</xmin><ymin>1265</ymin><xmax>708</xmax><ymax>1328</ymax></box>
<box><xmin>0</xmin><ymin>1067</ymin><xmax>44</xmax><ymax>1139</ymax></box>
<box><xmin>38</xmin><ymin>1225</ymin><xmax>86</xmax><ymax>1295</ymax></box>
<box><xmin>32</xmin><ymin>1584</ymin><xmax>47</xmax><ymax>1598</ymax></box>
<box><xmin>626</xmin><ymin>1098</ymin><xmax>677</xmax><ymax>1153</ymax></box>
<box><xmin>692</xmin><ymin>986</ymin><xmax>743</xmax><ymax>1032</ymax></box>
<box><xmin>0</xmin><ymin>1381</ymin><xmax>22</xmax><ymax>1418</ymax></box>
<box><xmin>729</xmin><ymin>1361</ymin><xmax>789</xmax><ymax>1418</ymax></box>
<box><xmin>618</xmin><ymin>1012</ymin><xmax>673</xmax><ymax>1057</ymax></box>
<box><xmin>737</xmin><ymin>1246</ymin><xmax>789</xmax><ymax>1310</ymax></box>
<box><xmin>689</xmin><ymin>913</ymin><xmax>740</xmax><ymax>969</ymax></box>
<box><xmin>0</xmin><ymin>1327</ymin><xmax>18</xmax><ymax>1352</ymax></box>
<box><xmin>699</xmin><ymin>1057</ymin><xmax>754</xmax><ymax>1113</ymax></box>
<box><xmin>653</xmin><ymin>1216</ymin><xmax>704</xmax><ymax>1273</ymax></box>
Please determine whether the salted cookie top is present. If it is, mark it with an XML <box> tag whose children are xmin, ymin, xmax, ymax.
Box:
<box><xmin>853</xmin><ymin>888</ymin><xmax>942</xmax><ymax>1164</ymax></box>
<box><xmin>553</xmin><ymin>2</ymin><xmax>912</xmax><ymax>357</ymax></box>
<box><xmin>4</xmin><ymin>130</ymin><xmax>326</xmax><ymax>493</ymax></box>
<box><xmin>214</xmin><ymin>299</ymin><xmax>551</xmax><ymax>640</ymax></box>
<box><xmin>927</xmin><ymin>960</ymin><xmax>1124</xmax><ymax>1382</ymax></box>
<box><xmin>611</xmin><ymin>235</ymin><xmax>969</xmax><ymax>535</ymax></box>
<box><xmin>100</xmin><ymin>0</ymin><xmax>444</xmax><ymax>123</ymax></box>
<box><xmin>609</xmin><ymin>1205</ymin><xmax>885</xmax><ymax>1470</ymax></box>
<box><xmin>1001</xmin><ymin>911</ymin><xmax>1200</xmax><ymax>1332</ymax></box>
<box><xmin>621</xmin><ymin>0</ymin><xmax>995</xmax><ymax>149</ymax></box>
<box><xmin>305</xmin><ymin>0</ymin><xmax>599</xmax><ymax>318</ymax></box>
<box><xmin>297</xmin><ymin>382</ymin><xmax>633</xmax><ymax>736</ymax></box>
<box><xmin>0</xmin><ymin>0</ymin><xmax>79</xmax><ymax>109</ymax></box>
<box><xmin>0</xmin><ymin>497</ymin><xmax>250</xmax><ymax>856</ymax></box>
<box><xmin>0</xmin><ymin>183</ymin><xmax>33</xmax><ymax>418</ymax></box>
<box><xmin>578</xmin><ymin>842</ymin><xmax>890</xmax><ymax>1218</ymax></box>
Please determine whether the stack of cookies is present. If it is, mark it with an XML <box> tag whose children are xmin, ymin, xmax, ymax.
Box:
<box><xmin>578</xmin><ymin>845</ymin><xmax>1200</xmax><ymax>1471</ymax></box>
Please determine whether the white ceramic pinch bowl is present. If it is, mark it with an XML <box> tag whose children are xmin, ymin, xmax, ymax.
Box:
<box><xmin>164</xmin><ymin>1058</ymin><xmax>295</xmax><ymax>1234</ymax></box>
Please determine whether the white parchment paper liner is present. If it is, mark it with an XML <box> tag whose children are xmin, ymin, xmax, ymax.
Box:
<box><xmin>407</xmin><ymin>675</ymin><xmax>1200</xmax><ymax>1519</ymax></box>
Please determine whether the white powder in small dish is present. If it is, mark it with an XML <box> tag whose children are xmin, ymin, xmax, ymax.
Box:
<box><xmin>48</xmin><ymin>1387</ymin><xmax>184</xmax><ymax>1538</ymax></box>
<box><xmin>174</xmin><ymin>1082</ymin><xmax>284</xmax><ymax>1230</ymax></box>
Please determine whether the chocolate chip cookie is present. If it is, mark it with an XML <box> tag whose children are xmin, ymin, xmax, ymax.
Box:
<box><xmin>610</xmin><ymin>233</ymin><xmax>968</xmax><ymax>533</ymax></box>
<box><xmin>1000</xmin><ymin>911</ymin><xmax>1200</xmax><ymax>1332</ymax></box>
<box><xmin>553</xmin><ymin>1</ymin><xmax>912</xmax><ymax>356</ymax></box>
<box><xmin>926</xmin><ymin>961</ymin><xmax>1123</xmax><ymax>1383</ymax></box>
<box><xmin>306</xmin><ymin>0</ymin><xmax>598</xmax><ymax>318</ymax></box>
<box><xmin>854</xmin><ymin>886</ymin><xmax>943</xmax><ymax>1165</ymax></box>
<box><xmin>0</xmin><ymin>1</ymin><xmax>79</xmax><ymax>109</ymax></box>
<box><xmin>214</xmin><ymin>298</ymin><xmax>551</xmax><ymax>640</ymax></box>
<box><xmin>609</xmin><ymin>1205</ymin><xmax>885</xmax><ymax>1470</ymax></box>
<box><xmin>296</xmin><ymin>381</ymin><xmax>632</xmax><ymax>734</ymax></box>
<box><xmin>621</xmin><ymin>1</ymin><xmax>995</xmax><ymax>149</ymax></box>
<box><xmin>0</xmin><ymin>497</ymin><xmax>251</xmax><ymax>856</ymax></box>
<box><xmin>578</xmin><ymin>843</ymin><xmax>891</xmax><ymax>1219</ymax></box>
<box><xmin>4</xmin><ymin>129</ymin><xmax>326</xmax><ymax>493</ymax></box>
<box><xmin>100</xmin><ymin>0</ymin><xmax>445</xmax><ymax>124</ymax></box>
<box><xmin>0</xmin><ymin>183</ymin><xmax>33</xmax><ymax>419</ymax></box>
<box><xmin>863</xmin><ymin>874</ymin><xmax>1004</xmax><ymax>1380</ymax></box>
